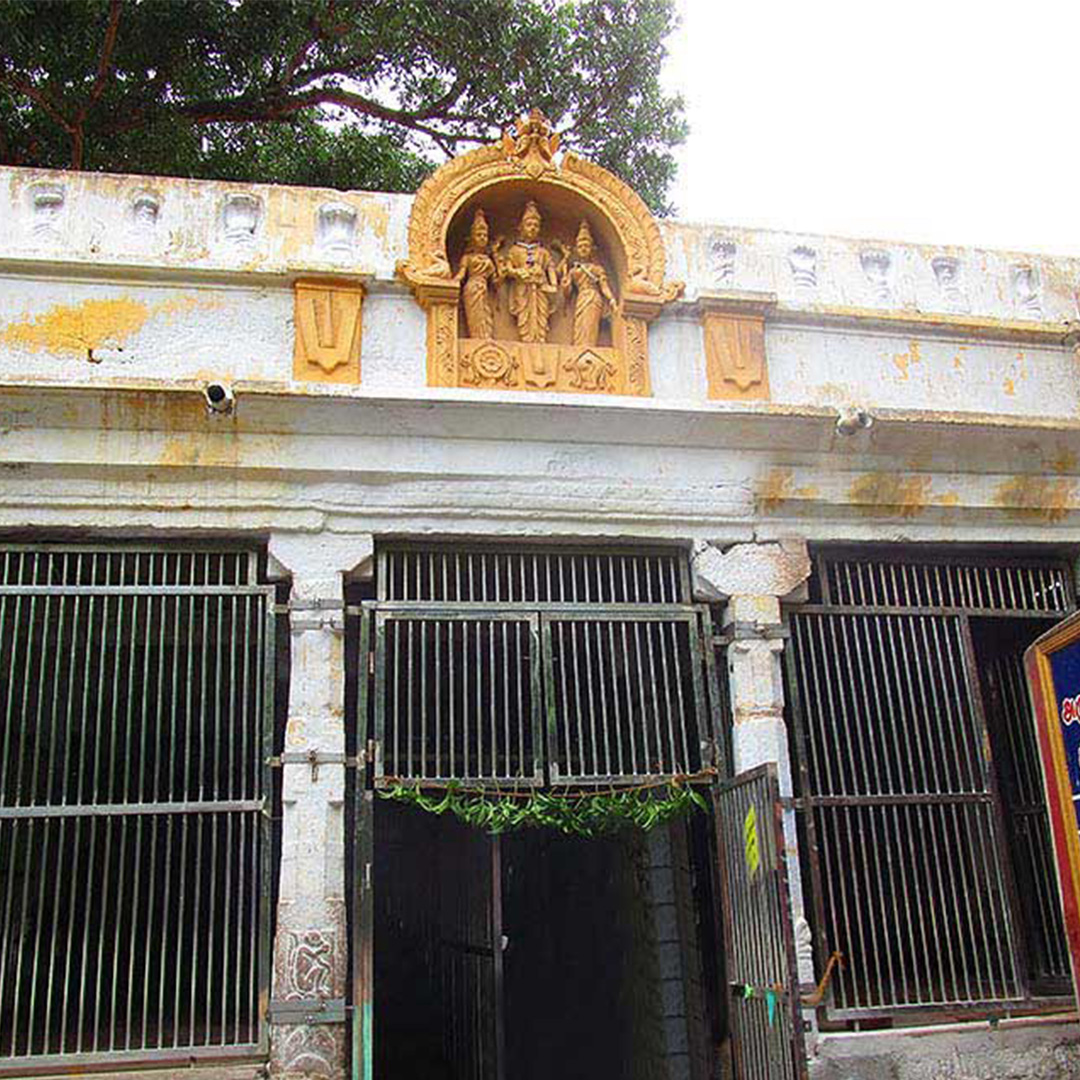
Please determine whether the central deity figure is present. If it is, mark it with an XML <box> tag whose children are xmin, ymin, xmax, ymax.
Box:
<box><xmin>500</xmin><ymin>200</ymin><xmax>559</xmax><ymax>343</ymax></box>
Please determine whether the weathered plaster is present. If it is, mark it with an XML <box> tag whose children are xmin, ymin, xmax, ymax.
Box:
<box><xmin>3</xmin><ymin>165</ymin><xmax>1080</xmax><ymax>425</ymax></box>
<box><xmin>1</xmin><ymin>163</ymin><xmax>1079</xmax><ymax>1078</ymax></box>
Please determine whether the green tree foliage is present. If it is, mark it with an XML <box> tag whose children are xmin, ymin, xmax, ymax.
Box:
<box><xmin>0</xmin><ymin>0</ymin><xmax>687</xmax><ymax>213</ymax></box>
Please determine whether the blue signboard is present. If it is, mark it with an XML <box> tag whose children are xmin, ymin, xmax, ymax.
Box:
<box><xmin>1049</xmin><ymin>642</ymin><xmax>1080</xmax><ymax>831</ymax></box>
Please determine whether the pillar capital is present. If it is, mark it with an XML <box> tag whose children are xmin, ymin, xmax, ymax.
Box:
<box><xmin>691</xmin><ymin>539</ymin><xmax>810</xmax><ymax>604</ymax></box>
<box><xmin>268</xmin><ymin>531</ymin><xmax>374</xmax><ymax>603</ymax></box>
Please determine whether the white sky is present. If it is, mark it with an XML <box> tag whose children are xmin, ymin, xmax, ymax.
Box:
<box><xmin>665</xmin><ymin>0</ymin><xmax>1080</xmax><ymax>256</ymax></box>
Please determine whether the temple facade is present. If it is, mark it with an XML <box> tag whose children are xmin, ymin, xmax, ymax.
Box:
<box><xmin>1</xmin><ymin>114</ymin><xmax>1080</xmax><ymax>1080</ymax></box>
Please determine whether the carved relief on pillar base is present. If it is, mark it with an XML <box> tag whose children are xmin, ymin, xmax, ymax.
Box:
<box><xmin>271</xmin><ymin>1023</ymin><xmax>346</xmax><ymax>1080</ymax></box>
<box><xmin>273</xmin><ymin>924</ymin><xmax>346</xmax><ymax>1002</ymax></box>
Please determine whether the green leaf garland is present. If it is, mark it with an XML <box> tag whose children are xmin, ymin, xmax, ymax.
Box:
<box><xmin>377</xmin><ymin>779</ymin><xmax>709</xmax><ymax>837</ymax></box>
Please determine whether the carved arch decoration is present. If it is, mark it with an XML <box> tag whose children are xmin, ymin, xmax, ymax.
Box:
<box><xmin>398</xmin><ymin>111</ymin><xmax>684</xmax><ymax>396</ymax></box>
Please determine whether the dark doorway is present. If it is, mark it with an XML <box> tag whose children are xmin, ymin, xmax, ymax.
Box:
<box><xmin>373</xmin><ymin>800</ymin><xmax>502</xmax><ymax>1080</ymax></box>
<box><xmin>373</xmin><ymin>801</ymin><xmax>723</xmax><ymax>1080</ymax></box>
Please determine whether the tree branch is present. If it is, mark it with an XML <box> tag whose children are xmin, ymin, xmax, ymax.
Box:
<box><xmin>71</xmin><ymin>0</ymin><xmax>123</xmax><ymax>169</ymax></box>
<box><xmin>88</xmin><ymin>0</ymin><xmax>122</xmax><ymax>109</ymax></box>
<box><xmin>178</xmin><ymin>82</ymin><xmax>486</xmax><ymax>139</ymax></box>
<box><xmin>0</xmin><ymin>72</ymin><xmax>74</xmax><ymax>134</ymax></box>
<box><xmin>282</xmin><ymin>22</ymin><xmax>320</xmax><ymax>86</ymax></box>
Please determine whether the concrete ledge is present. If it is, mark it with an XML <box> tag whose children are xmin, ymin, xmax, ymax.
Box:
<box><xmin>811</xmin><ymin>1014</ymin><xmax>1080</xmax><ymax>1080</ymax></box>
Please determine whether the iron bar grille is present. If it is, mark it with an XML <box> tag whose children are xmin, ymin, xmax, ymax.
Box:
<box><xmin>543</xmin><ymin>613</ymin><xmax>707</xmax><ymax>784</ymax></box>
<box><xmin>0</xmin><ymin>547</ymin><xmax>274</xmax><ymax>1070</ymax></box>
<box><xmin>787</xmin><ymin>610</ymin><xmax>1024</xmax><ymax>1016</ymax></box>
<box><xmin>0</xmin><ymin>546</ymin><xmax>254</xmax><ymax>587</ymax></box>
<box><xmin>715</xmin><ymin>766</ymin><xmax>806</xmax><ymax>1080</ymax></box>
<box><xmin>378</xmin><ymin>545</ymin><xmax>689</xmax><ymax>605</ymax></box>
<box><xmin>375</xmin><ymin>613</ymin><xmax>542</xmax><ymax>786</ymax></box>
<box><xmin>818</xmin><ymin>550</ymin><xmax>1073</xmax><ymax>614</ymax></box>
<box><xmin>365</xmin><ymin>544</ymin><xmax>719</xmax><ymax>788</ymax></box>
<box><xmin>983</xmin><ymin>650</ymin><xmax>1070</xmax><ymax>988</ymax></box>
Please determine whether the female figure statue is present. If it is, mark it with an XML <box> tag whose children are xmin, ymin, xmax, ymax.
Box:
<box><xmin>500</xmin><ymin>201</ymin><xmax>559</xmax><ymax>343</ymax></box>
<box><xmin>454</xmin><ymin>209</ymin><xmax>498</xmax><ymax>339</ymax></box>
<box><xmin>561</xmin><ymin>220</ymin><xmax>618</xmax><ymax>348</ymax></box>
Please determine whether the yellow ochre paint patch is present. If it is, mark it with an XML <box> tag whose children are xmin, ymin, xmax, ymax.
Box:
<box><xmin>848</xmin><ymin>472</ymin><xmax>931</xmax><ymax>518</ymax></box>
<box><xmin>1</xmin><ymin>294</ymin><xmax>223</xmax><ymax>357</ymax></box>
<box><xmin>756</xmin><ymin>468</ymin><xmax>820</xmax><ymax>514</ymax></box>
<box><xmin>994</xmin><ymin>476</ymin><xmax>1076</xmax><ymax>524</ymax></box>
<box><xmin>2</xmin><ymin>298</ymin><xmax>150</xmax><ymax>356</ymax></box>
<box><xmin>892</xmin><ymin>339</ymin><xmax>922</xmax><ymax>381</ymax></box>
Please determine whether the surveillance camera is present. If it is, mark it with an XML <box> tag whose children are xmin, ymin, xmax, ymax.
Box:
<box><xmin>204</xmin><ymin>382</ymin><xmax>235</xmax><ymax>415</ymax></box>
<box><xmin>835</xmin><ymin>405</ymin><xmax>872</xmax><ymax>436</ymax></box>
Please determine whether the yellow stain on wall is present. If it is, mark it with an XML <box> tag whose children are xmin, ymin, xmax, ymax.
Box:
<box><xmin>758</xmin><ymin>468</ymin><xmax>793</xmax><ymax>513</ymax></box>
<box><xmin>892</xmin><ymin>339</ymin><xmax>922</xmax><ymax>381</ymax></box>
<box><xmin>756</xmin><ymin>468</ymin><xmax>821</xmax><ymax>514</ymax></box>
<box><xmin>157</xmin><ymin>432</ymin><xmax>242</xmax><ymax>470</ymax></box>
<box><xmin>994</xmin><ymin>476</ymin><xmax>1076</xmax><ymax>524</ymax></box>
<box><xmin>1051</xmin><ymin>451</ymin><xmax>1079</xmax><ymax>475</ymax></box>
<box><xmin>2</xmin><ymin>298</ymin><xmax>150</xmax><ymax>356</ymax></box>
<box><xmin>1</xmin><ymin>294</ymin><xmax>224</xmax><ymax>357</ymax></box>
<box><xmin>848</xmin><ymin>472</ymin><xmax>932</xmax><ymax>518</ymax></box>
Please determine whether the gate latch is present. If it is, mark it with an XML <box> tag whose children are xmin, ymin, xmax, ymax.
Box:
<box><xmin>267</xmin><ymin>750</ymin><xmax>362</xmax><ymax>782</ymax></box>
<box><xmin>268</xmin><ymin>998</ymin><xmax>347</xmax><ymax>1025</ymax></box>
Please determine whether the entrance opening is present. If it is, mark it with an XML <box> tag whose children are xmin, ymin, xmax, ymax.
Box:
<box><xmin>373</xmin><ymin>800</ymin><xmax>724</xmax><ymax>1080</ymax></box>
<box><xmin>357</xmin><ymin>543</ymin><xmax>733</xmax><ymax>1078</ymax></box>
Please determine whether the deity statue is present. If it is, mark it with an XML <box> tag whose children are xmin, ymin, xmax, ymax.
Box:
<box><xmin>499</xmin><ymin>201</ymin><xmax>559</xmax><ymax>344</ymax></box>
<box><xmin>454</xmin><ymin>209</ymin><xmax>498</xmax><ymax>338</ymax></box>
<box><xmin>561</xmin><ymin>220</ymin><xmax>618</xmax><ymax>347</ymax></box>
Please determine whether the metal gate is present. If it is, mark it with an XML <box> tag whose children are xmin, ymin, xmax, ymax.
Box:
<box><xmin>785</xmin><ymin>547</ymin><xmax>1074</xmax><ymax>1020</ymax></box>
<box><xmin>349</xmin><ymin>543</ymin><xmax>726</xmax><ymax>1080</ymax></box>
<box><xmin>0</xmin><ymin>545</ymin><xmax>276</xmax><ymax>1072</ymax></box>
<box><xmin>715</xmin><ymin>765</ymin><xmax>806</xmax><ymax>1080</ymax></box>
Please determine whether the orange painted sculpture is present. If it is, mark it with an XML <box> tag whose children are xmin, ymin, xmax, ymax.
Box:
<box><xmin>454</xmin><ymin>210</ymin><xmax>498</xmax><ymax>339</ymax></box>
<box><xmin>561</xmin><ymin>220</ymin><xmax>619</xmax><ymax>347</ymax></box>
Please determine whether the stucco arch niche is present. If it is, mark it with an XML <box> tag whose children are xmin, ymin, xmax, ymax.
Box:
<box><xmin>398</xmin><ymin>110</ymin><xmax>684</xmax><ymax>395</ymax></box>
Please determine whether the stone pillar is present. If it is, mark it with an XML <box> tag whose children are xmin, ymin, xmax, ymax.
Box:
<box><xmin>691</xmin><ymin>540</ymin><xmax>817</xmax><ymax>989</ymax></box>
<box><xmin>267</xmin><ymin>533</ymin><xmax>374</xmax><ymax>1080</ymax></box>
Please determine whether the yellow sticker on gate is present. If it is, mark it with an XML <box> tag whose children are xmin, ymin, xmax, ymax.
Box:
<box><xmin>744</xmin><ymin>804</ymin><xmax>761</xmax><ymax>879</ymax></box>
